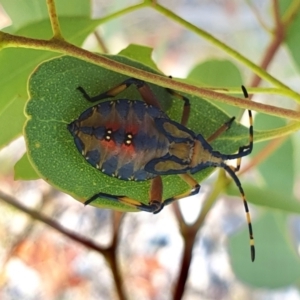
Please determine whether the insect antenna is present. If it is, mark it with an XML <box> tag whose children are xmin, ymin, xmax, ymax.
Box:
<box><xmin>222</xmin><ymin>85</ymin><xmax>255</xmax><ymax>261</ymax></box>
<box><xmin>222</xmin><ymin>163</ymin><xmax>255</xmax><ymax>262</ymax></box>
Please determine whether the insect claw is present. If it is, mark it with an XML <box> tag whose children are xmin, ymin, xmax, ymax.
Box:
<box><xmin>153</xmin><ymin>202</ymin><xmax>164</xmax><ymax>214</ymax></box>
<box><xmin>148</xmin><ymin>200</ymin><xmax>163</xmax><ymax>214</ymax></box>
<box><xmin>225</xmin><ymin>116</ymin><xmax>235</xmax><ymax>130</ymax></box>
<box><xmin>84</xmin><ymin>194</ymin><xmax>98</xmax><ymax>206</ymax></box>
<box><xmin>136</xmin><ymin>200</ymin><xmax>163</xmax><ymax>213</ymax></box>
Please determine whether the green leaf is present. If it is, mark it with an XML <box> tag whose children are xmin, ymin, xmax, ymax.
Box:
<box><xmin>229</xmin><ymin>211</ymin><xmax>300</xmax><ymax>288</ymax></box>
<box><xmin>1</xmin><ymin>0</ymin><xmax>90</xmax><ymax>33</ymax></box>
<box><xmin>227</xmin><ymin>184</ymin><xmax>300</xmax><ymax>214</ymax></box>
<box><xmin>228</xmin><ymin>182</ymin><xmax>300</xmax><ymax>287</ymax></box>
<box><xmin>280</xmin><ymin>0</ymin><xmax>300</xmax><ymax>69</ymax></box>
<box><xmin>252</xmin><ymin>114</ymin><xmax>295</xmax><ymax>195</ymax></box>
<box><xmin>0</xmin><ymin>15</ymin><xmax>98</xmax><ymax>148</ymax></box>
<box><xmin>1</xmin><ymin>0</ymin><xmax>48</xmax><ymax>33</ymax></box>
<box><xmin>187</xmin><ymin>59</ymin><xmax>243</xmax><ymax>116</ymax></box>
<box><xmin>188</xmin><ymin>60</ymin><xmax>243</xmax><ymax>87</ymax></box>
<box><xmin>24</xmin><ymin>55</ymin><xmax>250</xmax><ymax>211</ymax></box>
<box><xmin>14</xmin><ymin>153</ymin><xmax>39</xmax><ymax>180</ymax></box>
<box><xmin>118</xmin><ymin>44</ymin><xmax>160</xmax><ymax>71</ymax></box>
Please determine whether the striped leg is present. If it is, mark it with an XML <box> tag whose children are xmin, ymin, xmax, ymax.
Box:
<box><xmin>166</xmin><ymin>88</ymin><xmax>190</xmax><ymax>126</ymax></box>
<box><xmin>160</xmin><ymin>85</ymin><xmax>199</xmax><ymax>209</ymax></box>
<box><xmin>78</xmin><ymin>77</ymin><xmax>191</xmax><ymax>127</ymax></box>
<box><xmin>216</xmin><ymin>86</ymin><xmax>253</xmax><ymax>169</ymax></box>
<box><xmin>207</xmin><ymin>117</ymin><xmax>235</xmax><ymax>143</ymax></box>
<box><xmin>79</xmin><ymin>78</ymin><xmax>193</xmax><ymax>214</ymax></box>
<box><xmin>78</xmin><ymin>78</ymin><xmax>162</xmax><ymax>108</ymax></box>
<box><xmin>84</xmin><ymin>176</ymin><xmax>164</xmax><ymax>213</ymax></box>
<box><xmin>162</xmin><ymin>174</ymin><xmax>200</xmax><ymax>209</ymax></box>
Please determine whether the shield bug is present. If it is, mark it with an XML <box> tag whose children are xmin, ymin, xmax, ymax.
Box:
<box><xmin>68</xmin><ymin>78</ymin><xmax>254</xmax><ymax>261</ymax></box>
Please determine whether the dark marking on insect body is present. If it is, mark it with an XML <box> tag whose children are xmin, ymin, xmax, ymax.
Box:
<box><xmin>68</xmin><ymin>99</ymin><xmax>224</xmax><ymax>181</ymax></box>
<box><xmin>68</xmin><ymin>99</ymin><xmax>175</xmax><ymax>181</ymax></box>
<box><xmin>68</xmin><ymin>79</ymin><xmax>255</xmax><ymax>262</ymax></box>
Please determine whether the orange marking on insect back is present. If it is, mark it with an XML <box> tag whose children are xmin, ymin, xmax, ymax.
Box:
<box><xmin>104</xmin><ymin>123</ymin><xmax>120</xmax><ymax>132</ymax></box>
<box><xmin>121</xmin><ymin>143</ymin><xmax>136</xmax><ymax>155</ymax></box>
<box><xmin>99</xmin><ymin>138</ymin><xmax>116</xmax><ymax>151</ymax></box>
<box><xmin>125</xmin><ymin>124</ymin><xmax>139</xmax><ymax>135</ymax></box>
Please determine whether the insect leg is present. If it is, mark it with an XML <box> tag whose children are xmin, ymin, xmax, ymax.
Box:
<box><xmin>165</xmin><ymin>88</ymin><xmax>190</xmax><ymax>126</ymax></box>
<box><xmin>84</xmin><ymin>176</ymin><xmax>164</xmax><ymax>214</ymax></box>
<box><xmin>231</xmin><ymin>107</ymin><xmax>253</xmax><ymax>172</ymax></box>
<box><xmin>77</xmin><ymin>78</ymin><xmax>162</xmax><ymax>108</ymax></box>
<box><xmin>206</xmin><ymin>85</ymin><xmax>253</xmax><ymax>148</ymax></box>
<box><xmin>77</xmin><ymin>78</ymin><xmax>144</xmax><ymax>103</ymax></box>
<box><xmin>206</xmin><ymin>117</ymin><xmax>236</xmax><ymax>143</ymax></box>
<box><xmin>163</xmin><ymin>81</ymin><xmax>201</xmax><ymax>212</ymax></box>
<box><xmin>161</xmin><ymin>174</ymin><xmax>200</xmax><ymax>208</ymax></box>
<box><xmin>233</xmin><ymin>87</ymin><xmax>254</xmax><ymax>171</ymax></box>
<box><xmin>215</xmin><ymin>86</ymin><xmax>253</xmax><ymax>162</ymax></box>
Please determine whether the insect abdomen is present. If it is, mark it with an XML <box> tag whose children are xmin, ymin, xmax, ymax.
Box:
<box><xmin>68</xmin><ymin>99</ymin><xmax>170</xmax><ymax>181</ymax></box>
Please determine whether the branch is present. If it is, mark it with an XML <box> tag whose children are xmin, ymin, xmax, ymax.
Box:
<box><xmin>150</xmin><ymin>3</ymin><xmax>296</xmax><ymax>94</ymax></box>
<box><xmin>250</xmin><ymin>0</ymin><xmax>285</xmax><ymax>87</ymax></box>
<box><xmin>172</xmin><ymin>171</ymin><xmax>225</xmax><ymax>300</ymax></box>
<box><xmin>105</xmin><ymin>212</ymin><xmax>127</xmax><ymax>300</ymax></box>
<box><xmin>0</xmin><ymin>190</ymin><xmax>109</xmax><ymax>255</ymax></box>
<box><xmin>0</xmin><ymin>32</ymin><xmax>299</xmax><ymax>120</ymax></box>
<box><xmin>0</xmin><ymin>190</ymin><xmax>128</xmax><ymax>299</ymax></box>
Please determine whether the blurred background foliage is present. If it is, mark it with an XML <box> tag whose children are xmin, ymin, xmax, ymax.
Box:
<box><xmin>1</xmin><ymin>0</ymin><xmax>300</xmax><ymax>299</ymax></box>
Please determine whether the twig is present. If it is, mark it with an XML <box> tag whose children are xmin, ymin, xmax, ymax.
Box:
<box><xmin>105</xmin><ymin>212</ymin><xmax>127</xmax><ymax>300</ymax></box>
<box><xmin>172</xmin><ymin>172</ymin><xmax>225</xmax><ymax>300</ymax></box>
<box><xmin>250</xmin><ymin>0</ymin><xmax>285</xmax><ymax>87</ymax></box>
<box><xmin>0</xmin><ymin>190</ymin><xmax>128</xmax><ymax>299</ymax></box>
<box><xmin>170</xmin><ymin>1</ymin><xmax>300</xmax><ymax>298</ymax></box>
<box><xmin>245</xmin><ymin>0</ymin><xmax>298</xmax><ymax>172</ymax></box>
<box><xmin>2</xmin><ymin>189</ymin><xmax>56</xmax><ymax>266</ymax></box>
<box><xmin>0</xmin><ymin>33</ymin><xmax>299</xmax><ymax>120</ymax></box>
<box><xmin>94</xmin><ymin>30</ymin><xmax>109</xmax><ymax>54</ymax></box>
<box><xmin>46</xmin><ymin>0</ymin><xmax>64</xmax><ymax>40</ymax></box>
<box><xmin>150</xmin><ymin>3</ymin><xmax>296</xmax><ymax>94</ymax></box>
<box><xmin>246</xmin><ymin>0</ymin><xmax>272</xmax><ymax>32</ymax></box>
<box><xmin>0</xmin><ymin>190</ymin><xmax>109</xmax><ymax>256</ymax></box>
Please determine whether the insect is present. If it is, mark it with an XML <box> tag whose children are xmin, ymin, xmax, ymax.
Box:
<box><xmin>67</xmin><ymin>78</ymin><xmax>255</xmax><ymax>261</ymax></box>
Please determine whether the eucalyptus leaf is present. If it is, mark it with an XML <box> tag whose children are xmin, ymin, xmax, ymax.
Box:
<box><xmin>229</xmin><ymin>211</ymin><xmax>300</xmax><ymax>288</ymax></box>
<box><xmin>279</xmin><ymin>0</ymin><xmax>300</xmax><ymax>69</ymax></box>
<box><xmin>252</xmin><ymin>114</ymin><xmax>294</xmax><ymax>196</ymax></box>
<box><xmin>118</xmin><ymin>44</ymin><xmax>160</xmax><ymax>71</ymax></box>
<box><xmin>0</xmin><ymin>6</ymin><xmax>97</xmax><ymax>148</ymax></box>
<box><xmin>1</xmin><ymin>0</ymin><xmax>90</xmax><ymax>33</ymax></box>
<box><xmin>187</xmin><ymin>59</ymin><xmax>243</xmax><ymax>116</ymax></box>
<box><xmin>24</xmin><ymin>53</ymin><xmax>250</xmax><ymax>211</ymax></box>
<box><xmin>227</xmin><ymin>184</ymin><xmax>300</xmax><ymax>214</ymax></box>
<box><xmin>14</xmin><ymin>152</ymin><xmax>39</xmax><ymax>180</ymax></box>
